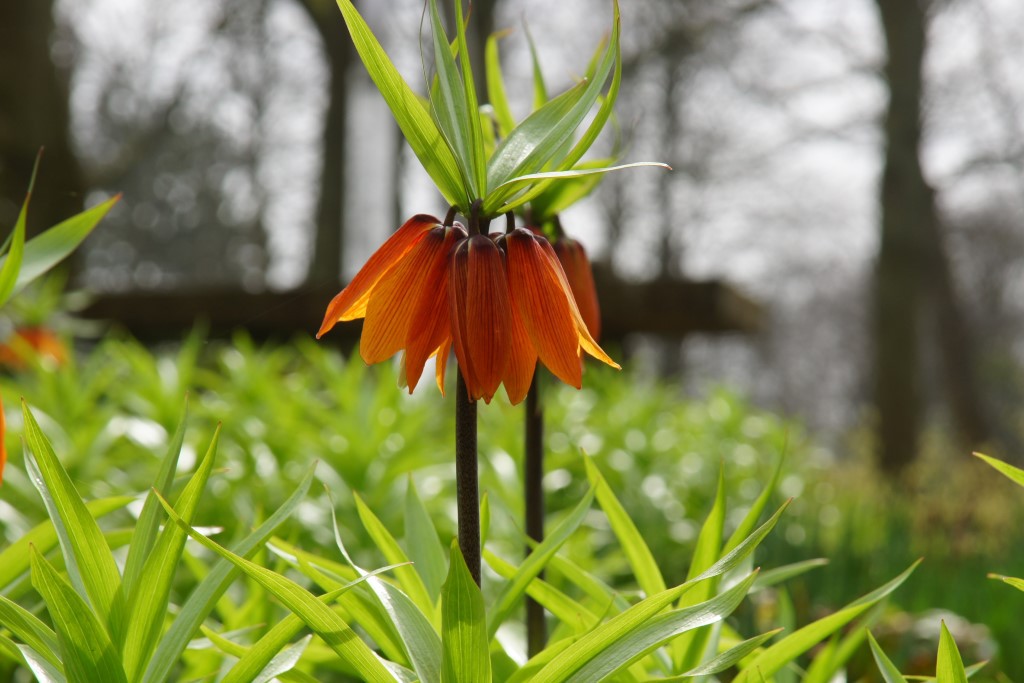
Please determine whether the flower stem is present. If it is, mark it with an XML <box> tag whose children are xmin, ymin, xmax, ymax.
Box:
<box><xmin>524</xmin><ymin>366</ymin><xmax>546</xmax><ymax>655</ymax></box>
<box><xmin>455</xmin><ymin>367</ymin><xmax>481</xmax><ymax>586</ymax></box>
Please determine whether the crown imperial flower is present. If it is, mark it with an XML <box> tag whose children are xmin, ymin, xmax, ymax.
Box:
<box><xmin>317</xmin><ymin>216</ymin><xmax>618</xmax><ymax>404</ymax></box>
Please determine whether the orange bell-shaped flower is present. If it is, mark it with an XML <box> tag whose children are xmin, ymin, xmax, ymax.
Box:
<box><xmin>318</xmin><ymin>216</ymin><xmax>618</xmax><ymax>404</ymax></box>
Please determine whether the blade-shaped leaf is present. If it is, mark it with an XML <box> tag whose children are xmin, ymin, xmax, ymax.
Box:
<box><xmin>0</xmin><ymin>496</ymin><xmax>130</xmax><ymax>591</ymax></box>
<box><xmin>143</xmin><ymin>463</ymin><xmax>317</xmax><ymax>683</ymax></box>
<box><xmin>725</xmin><ymin>450</ymin><xmax>786</xmax><ymax>553</ymax></box>
<box><xmin>974</xmin><ymin>452</ymin><xmax>1024</xmax><ymax>488</ymax></box>
<box><xmin>121</xmin><ymin>397</ymin><xmax>189</xmax><ymax>596</ymax></box>
<box><xmin>222</xmin><ymin>563</ymin><xmax>406</xmax><ymax>683</ymax></box>
<box><xmin>672</xmin><ymin>465</ymin><xmax>727</xmax><ymax>669</ymax></box>
<box><xmin>561</xmin><ymin>571</ymin><xmax>759</xmax><ymax>683</ymax></box>
<box><xmin>487</xmin><ymin>488</ymin><xmax>595</xmax><ymax>638</ymax></box>
<box><xmin>753</xmin><ymin>559</ymin><xmax>829</xmax><ymax>591</ymax></box>
<box><xmin>485</xmin><ymin>32</ymin><xmax>516</xmax><ymax>138</ymax></box>
<box><xmin>18</xmin><ymin>642</ymin><xmax>68</xmax><ymax>683</ymax></box>
<box><xmin>490</xmin><ymin>161</ymin><xmax>670</xmax><ymax>211</ymax></box>
<box><xmin>427</xmin><ymin>0</ymin><xmax>478</xmax><ymax>198</ymax></box>
<box><xmin>732</xmin><ymin>561</ymin><xmax>921</xmax><ymax>683</ymax></box>
<box><xmin>0</xmin><ymin>158</ymin><xmax>30</xmax><ymax>306</ymax></box>
<box><xmin>353</xmin><ymin>492</ymin><xmax>435</xmax><ymax>620</ymax></box>
<box><xmin>868</xmin><ymin>631</ymin><xmax>908</xmax><ymax>683</ymax></box>
<box><xmin>22</xmin><ymin>401</ymin><xmax>125</xmax><ymax>643</ymax></box>
<box><xmin>122</xmin><ymin>427</ymin><xmax>219</xmax><ymax>682</ymax></box>
<box><xmin>680</xmin><ymin>629</ymin><xmax>784</xmax><ymax>678</ymax></box>
<box><xmin>153</xmin><ymin>491</ymin><xmax>396</xmax><ymax>683</ymax></box>
<box><xmin>332</xmin><ymin>494</ymin><xmax>441</xmax><ymax>683</ymax></box>
<box><xmin>441</xmin><ymin>543</ymin><xmax>489</xmax><ymax>683</ymax></box>
<box><xmin>335</xmin><ymin>0</ymin><xmax>465</xmax><ymax>206</ymax></box>
<box><xmin>990</xmin><ymin>573</ymin><xmax>1024</xmax><ymax>592</ymax></box>
<box><xmin>0</xmin><ymin>593</ymin><xmax>61</xmax><ymax>671</ymax></box>
<box><xmin>936</xmin><ymin>622</ymin><xmax>969</xmax><ymax>683</ymax></box>
<box><xmin>9</xmin><ymin>195</ymin><xmax>119</xmax><ymax>295</ymax></box>
<box><xmin>484</xmin><ymin>549</ymin><xmax>600</xmax><ymax>633</ymax></box>
<box><xmin>30</xmin><ymin>546</ymin><xmax>127</xmax><ymax>683</ymax></box>
<box><xmin>584</xmin><ymin>456</ymin><xmax>665</xmax><ymax>597</ymax></box>
<box><xmin>405</xmin><ymin>477</ymin><xmax>448</xmax><ymax>598</ymax></box>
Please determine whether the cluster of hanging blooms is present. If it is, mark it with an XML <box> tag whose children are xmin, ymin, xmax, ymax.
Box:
<box><xmin>319</xmin><ymin>0</ymin><xmax>664</xmax><ymax>404</ymax></box>
<box><xmin>318</xmin><ymin>212</ymin><xmax>616</xmax><ymax>405</ymax></box>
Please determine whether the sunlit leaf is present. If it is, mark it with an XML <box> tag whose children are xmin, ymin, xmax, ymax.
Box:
<box><xmin>974</xmin><ymin>452</ymin><xmax>1024</xmax><ymax>489</ymax></box>
<box><xmin>485</xmin><ymin>32</ymin><xmax>516</xmax><ymax>138</ymax></box>
<box><xmin>30</xmin><ymin>547</ymin><xmax>128</xmax><ymax>683</ymax></box>
<box><xmin>936</xmin><ymin>621</ymin><xmax>969</xmax><ymax>683</ymax></box>
<box><xmin>22</xmin><ymin>401</ymin><xmax>126</xmax><ymax>644</ymax></box>
<box><xmin>441</xmin><ymin>543</ymin><xmax>489</xmax><ymax>683</ymax></box>
<box><xmin>868</xmin><ymin>631</ymin><xmax>909</xmax><ymax>683</ymax></box>
<box><xmin>335</xmin><ymin>0</ymin><xmax>465</xmax><ymax>206</ymax></box>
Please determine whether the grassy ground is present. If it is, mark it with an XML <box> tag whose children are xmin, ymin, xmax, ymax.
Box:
<box><xmin>1</xmin><ymin>331</ymin><xmax>1021</xmax><ymax>680</ymax></box>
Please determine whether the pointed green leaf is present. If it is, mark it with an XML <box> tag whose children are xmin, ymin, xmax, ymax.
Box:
<box><xmin>559</xmin><ymin>571</ymin><xmax>759</xmax><ymax>683</ymax></box>
<box><xmin>0</xmin><ymin>164</ymin><xmax>30</xmax><ymax>306</ymax></box>
<box><xmin>441</xmin><ymin>543</ymin><xmax>490</xmax><ymax>683</ymax></box>
<box><xmin>672</xmin><ymin>465</ymin><xmax>727</xmax><ymax>670</ymax></box>
<box><xmin>725</xmin><ymin>450</ymin><xmax>786</xmax><ymax>553</ymax></box>
<box><xmin>143</xmin><ymin>463</ymin><xmax>317</xmax><ymax>683</ymax></box>
<box><xmin>405</xmin><ymin>477</ymin><xmax>448</xmax><ymax>598</ymax></box>
<box><xmin>331</xmin><ymin>495</ymin><xmax>441</xmax><ymax>683</ymax></box>
<box><xmin>485</xmin><ymin>549</ymin><xmax>600</xmax><ymax>632</ymax></box>
<box><xmin>733</xmin><ymin>561</ymin><xmax>921</xmax><ymax>683</ymax></box>
<box><xmin>22</xmin><ymin>401</ymin><xmax>125</xmax><ymax>643</ymax></box>
<box><xmin>16</xmin><ymin>641</ymin><xmax>67</xmax><ymax>683</ymax></box>
<box><xmin>990</xmin><ymin>574</ymin><xmax>1024</xmax><ymax>592</ymax></box>
<box><xmin>750</xmin><ymin>558</ymin><xmax>830</xmax><ymax>594</ymax></box>
<box><xmin>485</xmin><ymin>32</ymin><xmax>516</xmax><ymax>138</ymax></box>
<box><xmin>584</xmin><ymin>456</ymin><xmax>666</xmax><ymax>597</ymax></box>
<box><xmin>10</xmin><ymin>195</ymin><xmax>119</xmax><ymax>296</ymax></box>
<box><xmin>122</xmin><ymin>426</ymin><xmax>219</xmax><ymax>682</ymax></box>
<box><xmin>30</xmin><ymin>546</ymin><xmax>127</xmax><ymax>683</ymax></box>
<box><xmin>122</xmin><ymin>397</ymin><xmax>189</xmax><ymax>598</ymax></box>
<box><xmin>679</xmin><ymin>629</ymin><xmax>784</xmax><ymax>678</ymax></box>
<box><xmin>936</xmin><ymin>622</ymin><xmax>969</xmax><ymax>683</ymax></box>
<box><xmin>490</xmin><ymin>161</ymin><xmax>670</xmax><ymax>212</ymax></box>
<box><xmin>335</xmin><ymin>0</ymin><xmax>465</xmax><ymax>206</ymax></box>
<box><xmin>528</xmin><ymin>158</ymin><xmax>615</xmax><ymax>219</ymax></box>
<box><xmin>524</xmin><ymin>24</ymin><xmax>548</xmax><ymax>110</ymax></box>
<box><xmin>868</xmin><ymin>631</ymin><xmax>909</xmax><ymax>683</ymax></box>
<box><xmin>428</xmin><ymin>0</ymin><xmax>478</xmax><ymax>198</ymax></box>
<box><xmin>974</xmin><ymin>452</ymin><xmax>1024</xmax><ymax>488</ymax></box>
<box><xmin>153</xmin><ymin>491</ymin><xmax>396</xmax><ymax>683</ymax></box>
<box><xmin>222</xmin><ymin>563</ymin><xmax>407</xmax><ymax>683</ymax></box>
<box><xmin>0</xmin><ymin>593</ymin><xmax>61</xmax><ymax>671</ymax></box>
<box><xmin>453</xmin><ymin>0</ymin><xmax>486</xmax><ymax>194</ymax></box>
<box><xmin>487</xmin><ymin>488</ymin><xmax>595</xmax><ymax>638</ymax></box>
<box><xmin>0</xmin><ymin>496</ymin><xmax>131</xmax><ymax>591</ymax></box>
<box><xmin>353</xmin><ymin>491</ymin><xmax>436</xmax><ymax>619</ymax></box>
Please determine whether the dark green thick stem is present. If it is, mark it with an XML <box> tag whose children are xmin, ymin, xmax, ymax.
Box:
<box><xmin>524</xmin><ymin>367</ymin><xmax>546</xmax><ymax>655</ymax></box>
<box><xmin>455</xmin><ymin>368</ymin><xmax>481</xmax><ymax>586</ymax></box>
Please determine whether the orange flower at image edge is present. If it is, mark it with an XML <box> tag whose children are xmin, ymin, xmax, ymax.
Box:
<box><xmin>317</xmin><ymin>215</ymin><xmax>619</xmax><ymax>405</ymax></box>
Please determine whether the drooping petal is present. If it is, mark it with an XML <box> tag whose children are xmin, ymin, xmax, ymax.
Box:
<box><xmin>361</xmin><ymin>226</ymin><xmax>447</xmax><ymax>364</ymax></box>
<box><xmin>538</xmin><ymin>236</ymin><xmax>619</xmax><ymax>369</ymax></box>
<box><xmin>554</xmin><ymin>238</ymin><xmax>601</xmax><ymax>341</ymax></box>
<box><xmin>404</xmin><ymin>226</ymin><xmax>464</xmax><ymax>391</ymax></box>
<box><xmin>317</xmin><ymin>214</ymin><xmax>439</xmax><ymax>337</ymax></box>
<box><xmin>448</xmin><ymin>238</ymin><xmax>480</xmax><ymax>397</ymax></box>
<box><xmin>434</xmin><ymin>337</ymin><xmax>452</xmax><ymax>396</ymax></box>
<box><xmin>465</xmin><ymin>235</ymin><xmax>511</xmax><ymax>403</ymax></box>
<box><xmin>503</xmin><ymin>302</ymin><xmax>538</xmax><ymax>405</ymax></box>
<box><xmin>505</xmin><ymin>228</ymin><xmax>583</xmax><ymax>388</ymax></box>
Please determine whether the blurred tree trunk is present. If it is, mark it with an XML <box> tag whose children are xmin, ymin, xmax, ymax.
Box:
<box><xmin>873</xmin><ymin>0</ymin><xmax>987</xmax><ymax>473</ymax></box>
<box><xmin>0</xmin><ymin>0</ymin><xmax>84</xmax><ymax>236</ymax></box>
<box><xmin>299</xmin><ymin>0</ymin><xmax>351</xmax><ymax>285</ymax></box>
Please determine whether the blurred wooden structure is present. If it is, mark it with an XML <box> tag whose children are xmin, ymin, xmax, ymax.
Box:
<box><xmin>79</xmin><ymin>267</ymin><xmax>761</xmax><ymax>343</ymax></box>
